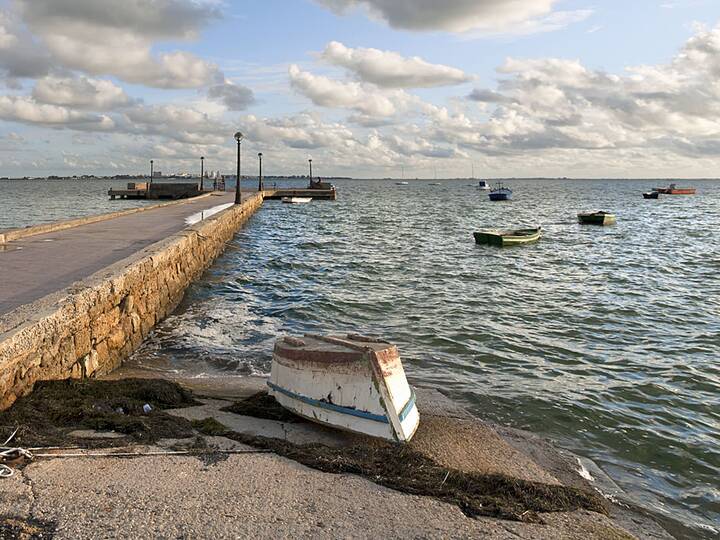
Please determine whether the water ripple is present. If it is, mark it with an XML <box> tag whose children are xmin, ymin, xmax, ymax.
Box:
<box><xmin>132</xmin><ymin>178</ymin><xmax>718</xmax><ymax>537</ymax></box>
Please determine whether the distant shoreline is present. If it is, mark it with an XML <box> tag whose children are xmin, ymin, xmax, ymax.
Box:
<box><xmin>2</xmin><ymin>176</ymin><xmax>718</xmax><ymax>182</ymax></box>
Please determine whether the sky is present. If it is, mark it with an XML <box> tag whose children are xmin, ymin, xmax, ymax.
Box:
<box><xmin>0</xmin><ymin>0</ymin><xmax>719</xmax><ymax>179</ymax></box>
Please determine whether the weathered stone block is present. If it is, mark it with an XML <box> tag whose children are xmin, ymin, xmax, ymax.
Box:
<box><xmin>74</xmin><ymin>327</ymin><xmax>92</xmax><ymax>358</ymax></box>
<box><xmin>91</xmin><ymin>307</ymin><xmax>120</xmax><ymax>342</ymax></box>
<box><xmin>107</xmin><ymin>328</ymin><xmax>125</xmax><ymax>351</ymax></box>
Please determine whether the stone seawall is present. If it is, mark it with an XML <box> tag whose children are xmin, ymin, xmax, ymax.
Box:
<box><xmin>0</xmin><ymin>193</ymin><xmax>264</xmax><ymax>410</ymax></box>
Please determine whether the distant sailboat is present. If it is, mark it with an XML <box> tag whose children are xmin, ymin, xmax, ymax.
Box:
<box><xmin>473</xmin><ymin>163</ymin><xmax>490</xmax><ymax>190</ymax></box>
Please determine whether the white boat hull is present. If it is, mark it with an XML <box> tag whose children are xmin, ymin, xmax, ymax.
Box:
<box><xmin>269</xmin><ymin>335</ymin><xmax>420</xmax><ymax>442</ymax></box>
<box><xmin>282</xmin><ymin>197</ymin><xmax>312</xmax><ymax>204</ymax></box>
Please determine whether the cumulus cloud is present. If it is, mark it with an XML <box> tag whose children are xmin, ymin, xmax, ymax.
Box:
<box><xmin>321</xmin><ymin>41</ymin><xmax>470</xmax><ymax>88</ymax></box>
<box><xmin>32</xmin><ymin>76</ymin><xmax>132</xmax><ymax>110</ymax></box>
<box><xmin>0</xmin><ymin>95</ymin><xmax>114</xmax><ymax>130</ymax></box>
<box><xmin>0</xmin><ymin>12</ymin><xmax>52</xmax><ymax>80</ymax></box>
<box><xmin>14</xmin><ymin>0</ymin><xmax>222</xmax><ymax>89</ymax></box>
<box><xmin>17</xmin><ymin>0</ymin><xmax>221</xmax><ymax>39</ymax></box>
<box><xmin>314</xmin><ymin>0</ymin><xmax>589</xmax><ymax>34</ymax></box>
<box><xmin>241</xmin><ymin>113</ymin><xmax>358</xmax><ymax>150</ymax></box>
<box><xmin>207</xmin><ymin>82</ymin><xmax>256</xmax><ymax>111</ymax></box>
<box><xmin>457</xmin><ymin>24</ymin><xmax>720</xmax><ymax>157</ymax></box>
<box><xmin>120</xmin><ymin>103</ymin><xmax>228</xmax><ymax>145</ymax></box>
<box><xmin>289</xmin><ymin>64</ymin><xmax>414</xmax><ymax>117</ymax></box>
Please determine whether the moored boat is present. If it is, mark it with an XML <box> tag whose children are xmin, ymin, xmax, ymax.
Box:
<box><xmin>268</xmin><ymin>334</ymin><xmax>420</xmax><ymax>443</ymax></box>
<box><xmin>489</xmin><ymin>182</ymin><xmax>512</xmax><ymax>201</ymax></box>
<box><xmin>473</xmin><ymin>227</ymin><xmax>542</xmax><ymax>246</ymax></box>
<box><xmin>654</xmin><ymin>183</ymin><xmax>696</xmax><ymax>195</ymax></box>
<box><xmin>281</xmin><ymin>197</ymin><xmax>312</xmax><ymax>204</ymax></box>
<box><xmin>396</xmin><ymin>181</ymin><xmax>409</xmax><ymax>186</ymax></box>
<box><xmin>578</xmin><ymin>211</ymin><xmax>616</xmax><ymax>225</ymax></box>
<box><xmin>478</xmin><ymin>180</ymin><xmax>490</xmax><ymax>190</ymax></box>
<box><xmin>643</xmin><ymin>191</ymin><xmax>659</xmax><ymax>199</ymax></box>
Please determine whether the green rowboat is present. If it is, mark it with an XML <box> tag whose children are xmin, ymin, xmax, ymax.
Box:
<box><xmin>578</xmin><ymin>211</ymin><xmax>616</xmax><ymax>226</ymax></box>
<box><xmin>473</xmin><ymin>227</ymin><xmax>543</xmax><ymax>246</ymax></box>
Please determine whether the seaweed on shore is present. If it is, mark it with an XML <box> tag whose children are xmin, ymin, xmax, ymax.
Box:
<box><xmin>0</xmin><ymin>379</ymin><xmax>199</xmax><ymax>448</ymax></box>
<box><xmin>0</xmin><ymin>380</ymin><xmax>609</xmax><ymax>526</ymax></box>
<box><xmin>0</xmin><ymin>517</ymin><xmax>56</xmax><ymax>540</ymax></box>
<box><xmin>220</xmin><ymin>392</ymin><xmax>305</xmax><ymax>423</ymax></box>
<box><xmin>223</xmin><ymin>429</ymin><xmax>608</xmax><ymax>523</ymax></box>
<box><xmin>191</xmin><ymin>417</ymin><xmax>231</xmax><ymax>436</ymax></box>
<box><xmin>218</xmin><ymin>392</ymin><xmax>608</xmax><ymax>524</ymax></box>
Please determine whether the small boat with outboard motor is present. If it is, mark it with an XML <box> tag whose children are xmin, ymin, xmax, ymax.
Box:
<box><xmin>489</xmin><ymin>182</ymin><xmax>512</xmax><ymax>201</ymax></box>
<box><xmin>473</xmin><ymin>227</ymin><xmax>542</xmax><ymax>246</ymax></box>
<box><xmin>268</xmin><ymin>334</ymin><xmax>420</xmax><ymax>443</ymax></box>
<box><xmin>643</xmin><ymin>191</ymin><xmax>659</xmax><ymax>199</ymax></box>
<box><xmin>282</xmin><ymin>197</ymin><xmax>312</xmax><ymax>204</ymax></box>
<box><xmin>578</xmin><ymin>211</ymin><xmax>616</xmax><ymax>226</ymax></box>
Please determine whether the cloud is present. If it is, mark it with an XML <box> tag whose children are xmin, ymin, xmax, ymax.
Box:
<box><xmin>289</xmin><ymin>64</ymin><xmax>413</xmax><ymax>116</ymax></box>
<box><xmin>321</xmin><ymin>41</ymin><xmax>471</xmax><ymax>88</ymax></box>
<box><xmin>0</xmin><ymin>11</ymin><xmax>52</xmax><ymax>80</ymax></box>
<box><xmin>0</xmin><ymin>95</ymin><xmax>114</xmax><ymax>130</ymax></box>
<box><xmin>456</xmin><ymin>24</ymin><xmax>720</xmax><ymax>157</ymax></box>
<box><xmin>241</xmin><ymin>113</ymin><xmax>359</xmax><ymax>150</ymax></box>
<box><xmin>314</xmin><ymin>0</ymin><xmax>588</xmax><ymax>35</ymax></box>
<box><xmin>32</xmin><ymin>76</ymin><xmax>132</xmax><ymax>110</ymax></box>
<box><xmin>467</xmin><ymin>88</ymin><xmax>513</xmax><ymax>103</ymax></box>
<box><xmin>14</xmin><ymin>0</ymin><xmax>222</xmax><ymax>89</ymax></box>
<box><xmin>120</xmin><ymin>103</ymin><xmax>228</xmax><ymax>145</ymax></box>
<box><xmin>207</xmin><ymin>82</ymin><xmax>256</xmax><ymax>111</ymax></box>
<box><xmin>16</xmin><ymin>0</ymin><xmax>221</xmax><ymax>39</ymax></box>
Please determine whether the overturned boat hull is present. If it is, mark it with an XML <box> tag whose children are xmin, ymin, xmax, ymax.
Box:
<box><xmin>269</xmin><ymin>334</ymin><xmax>420</xmax><ymax>443</ymax></box>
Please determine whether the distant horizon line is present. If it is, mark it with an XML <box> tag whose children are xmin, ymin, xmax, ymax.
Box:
<box><xmin>2</xmin><ymin>175</ymin><xmax>719</xmax><ymax>182</ymax></box>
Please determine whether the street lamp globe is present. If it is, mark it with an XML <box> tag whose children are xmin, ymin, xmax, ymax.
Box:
<box><xmin>234</xmin><ymin>132</ymin><xmax>244</xmax><ymax>143</ymax></box>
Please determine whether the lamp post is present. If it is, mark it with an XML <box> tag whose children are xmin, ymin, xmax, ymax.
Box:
<box><xmin>308</xmin><ymin>158</ymin><xmax>313</xmax><ymax>183</ymax></box>
<box><xmin>149</xmin><ymin>160</ymin><xmax>154</xmax><ymax>186</ymax></box>
<box><xmin>234</xmin><ymin>132</ymin><xmax>244</xmax><ymax>204</ymax></box>
<box><xmin>258</xmin><ymin>152</ymin><xmax>263</xmax><ymax>192</ymax></box>
<box><xmin>200</xmin><ymin>156</ymin><xmax>204</xmax><ymax>192</ymax></box>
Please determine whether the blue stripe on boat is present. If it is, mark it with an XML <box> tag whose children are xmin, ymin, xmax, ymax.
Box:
<box><xmin>398</xmin><ymin>388</ymin><xmax>417</xmax><ymax>423</ymax></box>
<box><xmin>267</xmin><ymin>381</ymin><xmax>389</xmax><ymax>424</ymax></box>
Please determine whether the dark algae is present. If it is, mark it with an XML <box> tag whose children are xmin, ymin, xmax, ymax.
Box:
<box><xmin>221</xmin><ymin>392</ymin><xmax>305</xmax><ymax>423</ymax></box>
<box><xmin>219</xmin><ymin>392</ymin><xmax>608</xmax><ymax>524</ymax></box>
<box><xmin>0</xmin><ymin>517</ymin><xmax>56</xmax><ymax>540</ymax></box>
<box><xmin>0</xmin><ymin>379</ymin><xmax>199</xmax><ymax>447</ymax></box>
<box><xmin>0</xmin><ymin>381</ymin><xmax>607</xmax><ymax>525</ymax></box>
<box><xmin>191</xmin><ymin>417</ymin><xmax>231</xmax><ymax>436</ymax></box>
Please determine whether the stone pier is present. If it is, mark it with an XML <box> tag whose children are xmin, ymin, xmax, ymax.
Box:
<box><xmin>0</xmin><ymin>192</ymin><xmax>264</xmax><ymax>409</ymax></box>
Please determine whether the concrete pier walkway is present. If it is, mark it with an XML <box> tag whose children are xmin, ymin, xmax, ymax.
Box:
<box><xmin>0</xmin><ymin>192</ymin><xmax>245</xmax><ymax>316</ymax></box>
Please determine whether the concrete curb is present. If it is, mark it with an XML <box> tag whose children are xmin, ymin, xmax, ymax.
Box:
<box><xmin>0</xmin><ymin>192</ymin><xmax>220</xmax><ymax>244</ymax></box>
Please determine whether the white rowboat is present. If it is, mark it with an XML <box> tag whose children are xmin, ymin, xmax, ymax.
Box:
<box><xmin>281</xmin><ymin>197</ymin><xmax>313</xmax><ymax>204</ymax></box>
<box><xmin>268</xmin><ymin>334</ymin><xmax>420</xmax><ymax>443</ymax></box>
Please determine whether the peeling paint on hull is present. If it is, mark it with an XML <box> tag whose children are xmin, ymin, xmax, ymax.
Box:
<box><xmin>269</xmin><ymin>334</ymin><xmax>420</xmax><ymax>442</ymax></box>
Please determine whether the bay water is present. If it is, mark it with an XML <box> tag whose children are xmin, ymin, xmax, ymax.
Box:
<box><xmin>1</xmin><ymin>177</ymin><xmax>718</xmax><ymax>537</ymax></box>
